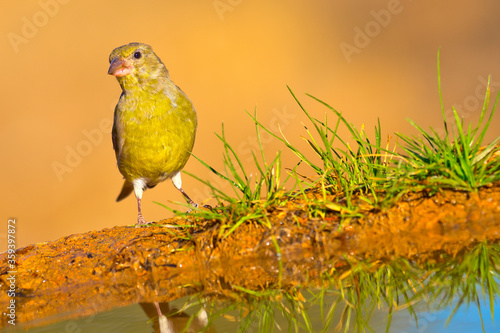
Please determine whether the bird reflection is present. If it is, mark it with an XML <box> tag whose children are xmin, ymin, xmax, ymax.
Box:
<box><xmin>139</xmin><ymin>302</ymin><xmax>215</xmax><ymax>333</ymax></box>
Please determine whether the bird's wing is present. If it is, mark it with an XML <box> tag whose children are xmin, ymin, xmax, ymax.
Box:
<box><xmin>111</xmin><ymin>97</ymin><xmax>125</xmax><ymax>160</ymax></box>
<box><xmin>112</xmin><ymin>118</ymin><xmax>118</xmax><ymax>154</ymax></box>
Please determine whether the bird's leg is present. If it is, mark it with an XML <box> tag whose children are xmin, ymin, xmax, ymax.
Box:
<box><xmin>154</xmin><ymin>302</ymin><xmax>169</xmax><ymax>332</ymax></box>
<box><xmin>136</xmin><ymin>197</ymin><xmax>147</xmax><ymax>225</ymax></box>
<box><xmin>172</xmin><ymin>172</ymin><xmax>198</xmax><ymax>208</ymax></box>
<box><xmin>154</xmin><ymin>301</ymin><xmax>163</xmax><ymax>317</ymax></box>
<box><xmin>178</xmin><ymin>187</ymin><xmax>197</xmax><ymax>207</ymax></box>
<box><xmin>133</xmin><ymin>179</ymin><xmax>148</xmax><ymax>226</ymax></box>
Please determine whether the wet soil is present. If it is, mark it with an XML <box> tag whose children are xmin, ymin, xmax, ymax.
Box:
<box><xmin>1</xmin><ymin>183</ymin><xmax>500</xmax><ymax>328</ymax></box>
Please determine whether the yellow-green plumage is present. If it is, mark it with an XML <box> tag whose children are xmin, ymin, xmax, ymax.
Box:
<box><xmin>108</xmin><ymin>42</ymin><xmax>197</xmax><ymax>225</ymax></box>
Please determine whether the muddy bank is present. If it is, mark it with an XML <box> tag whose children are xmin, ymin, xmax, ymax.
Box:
<box><xmin>1</xmin><ymin>184</ymin><xmax>500</xmax><ymax>328</ymax></box>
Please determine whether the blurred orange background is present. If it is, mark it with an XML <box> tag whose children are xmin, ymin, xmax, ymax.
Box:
<box><xmin>2</xmin><ymin>1</ymin><xmax>500</xmax><ymax>248</ymax></box>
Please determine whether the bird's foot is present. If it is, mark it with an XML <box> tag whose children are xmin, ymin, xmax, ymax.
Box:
<box><xmin>186</xmin><ymin>203</ymin><xmax>214</xmax><ymax>213</ymax></box>
<box><xmin>186</xmin><ymin>208</ymin><xmax>195</xmax><ymax>213</ymax></box>
<box><xmin>135</xmin><ymin>214</ymin><xmax>148</xmax><ymax>227</ymax></box>
<box><xmin>183</xmin><ymin>197</ymin><xmax>200</xmax><ymax>213</ymax></box>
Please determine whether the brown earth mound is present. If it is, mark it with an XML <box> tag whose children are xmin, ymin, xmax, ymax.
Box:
<box><xmin>1</xmin><ymin>183</ymin><xmax>500</xmax><ymax>328</ymax></box>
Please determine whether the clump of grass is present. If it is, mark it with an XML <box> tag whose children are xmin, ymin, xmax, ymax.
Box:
<box><xmin>247</xmin><ymin>89</ymin><xmax>397</xmax><ymax>213</ymax></box>
<box><xmin>169</xmin><ymin>53</ymin><xmax>500</xmax><ymax>232</ymax></box>
<box><xmin>244</xmin><ymin>53</ymin><xmax>500</xmax><ymax>213</ymax></box>
<box><xmin>182</xmin><ymin>88</ymin><xmax>400</xmax><ymax>223</ymax></box>
<box><xmin>395</xmin><ymin>51</ymin><xmax>500</xmax><ymax>191</ymax></box>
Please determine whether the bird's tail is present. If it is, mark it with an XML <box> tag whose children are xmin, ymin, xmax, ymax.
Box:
<box><xmin>116</xmin><ymin>180</ymin><xmax>134</xmax><ymax>202</ymax></box>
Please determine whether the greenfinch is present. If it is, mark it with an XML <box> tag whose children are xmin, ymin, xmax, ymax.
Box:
<box><xmin>108</xmin><ymin>42</ymin><xmax>197</xmax><ymax>225</ymax></box>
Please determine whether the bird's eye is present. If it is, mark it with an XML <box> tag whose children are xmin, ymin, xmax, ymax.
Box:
<box><xmin>133</xmin><ymin>51</ymin><xmax>142</xmax><ymax>59</ymax></box>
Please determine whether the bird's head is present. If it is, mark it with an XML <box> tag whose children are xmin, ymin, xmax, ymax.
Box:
<box><xmin>108</xmin><ymin>42</ymin><xmax>169</xmax><ymax>92</ymax></box>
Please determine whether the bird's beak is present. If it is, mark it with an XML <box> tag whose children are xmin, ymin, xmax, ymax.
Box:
<box><xmin>108</xmin><ymin>58</ymin><xmax>132</xmax><ymax>77</ymax></box>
